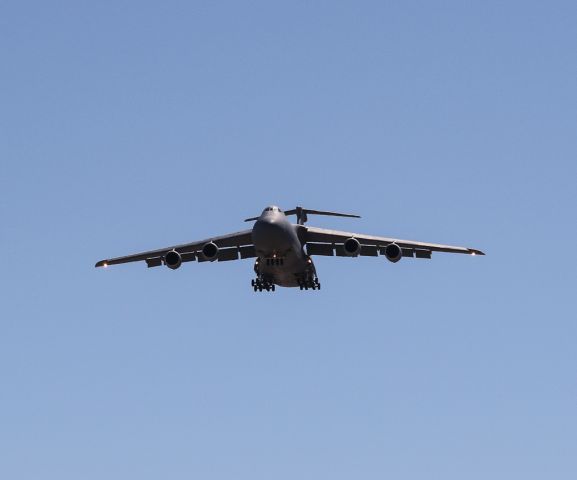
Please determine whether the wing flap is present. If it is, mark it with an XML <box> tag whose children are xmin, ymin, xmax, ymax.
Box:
<box><xmin>415</xmin><ymin>249</ymin><xmax>432</xmax><ymax>259</ymax></box>
<box><xmin>182</xmin><ymin>252</ymin><xmax>197</xmax><ymax>262</ymax></box>
<box><xmin>146</xmin><ymin>257</ymin><xmax>163</xmax><ymax>268</ymax></box>
<box><xmin>306</xmin><ymin>243</ymin><xmax>334</xmax><ymax>256</ymax></box>
<box><xmin>360</xmin><ymin>245</ymin><xmax>378</xmax><ymax>257</ymax></box>
<box><xmin>218</xmin><ymin>248</ymin><xmax>239</xmax><ymax>262</ymax></box>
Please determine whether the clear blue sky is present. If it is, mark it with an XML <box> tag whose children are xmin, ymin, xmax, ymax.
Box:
<box><xmin>1</xmin><ymin>1</ymin><xmax>576</xmax><ymax>479</ymax></box>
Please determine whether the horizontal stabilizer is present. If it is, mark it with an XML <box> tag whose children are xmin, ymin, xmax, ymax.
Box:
<box><xmin>285</xmin><ymin>206</ymin><xmax>360</xmax><ymax>225</ymax></box>
<box><xmin>244</xmin><ymin>206</ymin><xmax>361</xmax><ymax>224</ymax></box>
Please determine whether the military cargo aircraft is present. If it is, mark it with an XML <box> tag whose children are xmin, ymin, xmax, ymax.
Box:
<box><xmin>95</xmin><ymin>205</ymin><xmax>484</xmax><ymax>291</ymax></box>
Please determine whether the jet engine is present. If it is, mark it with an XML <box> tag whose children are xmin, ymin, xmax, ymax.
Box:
<box><xmin>202</xmin><ymin>242</ymin><xmax>219</xmax><ymax>261</ymax></box>
<box><xmin>343</xmin><ymin>237</ymin><xmax>361</xmax><ymax>257</ymax></box>
<box><xmin>384</xmin><ymin>243</ymin><xmax>402</xmax><ymax>263</ymax></box>
<box><xmin>165</xmin><ymin>250</ymin><xmax>182</xmax><ymax>269</ymax></box>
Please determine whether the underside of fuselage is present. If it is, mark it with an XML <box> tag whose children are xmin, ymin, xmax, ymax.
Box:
<box><xmin>254</xmin><ymin>250</ymin><xmax>317</xmax><ymax>288</ymax></box>
<box><xmin>251</xmin><ymin>208</ymin><xmax>320</xmax><ymax>290</ymax></box>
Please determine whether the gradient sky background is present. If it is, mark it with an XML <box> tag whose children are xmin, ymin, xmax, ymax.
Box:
<box><xmin>1</xmin><ymin>1</ymin><xmax>576</xmax><ymax>479</ymax></box>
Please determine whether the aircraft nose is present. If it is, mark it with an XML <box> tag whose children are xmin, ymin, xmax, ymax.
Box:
<box><xmin>252</xmin><ymin>217</ymin><xmax>291</xmax><ymax>253</ymax></box>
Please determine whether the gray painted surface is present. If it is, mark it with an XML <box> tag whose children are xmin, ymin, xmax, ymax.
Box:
<box><xmin>95</xmin><ymin>205</ymin><xmax>484</xmax><ymax>289</ymax></box>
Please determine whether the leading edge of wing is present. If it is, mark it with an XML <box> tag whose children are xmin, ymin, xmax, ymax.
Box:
<box><xmin>305</xmin><ymin>226</ymin><xmax>485</xmax><ymax>255</ymax></box>
<box><xmin>95</xmin><ymin>228</ymin><xmax>254</xmax><ymax>267</ymax></box>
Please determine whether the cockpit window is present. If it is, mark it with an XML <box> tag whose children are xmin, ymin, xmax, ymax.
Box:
<box><xmin>264</xmin><ymin>206</ymin><xmax>282</xmax><ymax>213</ymax></box>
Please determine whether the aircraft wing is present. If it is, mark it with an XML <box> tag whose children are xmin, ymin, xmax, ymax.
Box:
<box><xmin>95</xmin><ymin>229</ymin><xmax>255</xmax><ymax>268</ymax></box>
<box><xmin>305</xmin><ymin>226</ymin><xmax>484</xmax><ymax>258</ymax></box>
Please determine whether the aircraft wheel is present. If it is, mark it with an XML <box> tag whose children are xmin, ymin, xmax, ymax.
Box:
<box><xmin>271</xmin><ymin>285</ymin><xmax>276</xmax><ymax>292</ymax></box>
<box><xmin>253</xmin><ymin>285</ymin><xmax>257</xmax><ymax>292</ymax></box>
<box><xmin>251</xmin><ymin>279</ymin><xmax>255</xmax><ymax>287</ymax></box>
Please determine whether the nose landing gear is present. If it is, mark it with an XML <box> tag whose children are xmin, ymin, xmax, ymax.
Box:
<box><xmin>265</xmin><ymin>257</ymin><xmax>284</xmax><ymax>266</ymax></box>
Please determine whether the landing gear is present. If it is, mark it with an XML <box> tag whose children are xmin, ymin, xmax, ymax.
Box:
<box><xmin>251</xmin><ymin>276</ymin><xmax>276</xmax><ymax>292</ymax></box>
<box><xmin>297</xmin><ymin>276</ymin><xmax>321</xmax><ymax>291</ymax></box>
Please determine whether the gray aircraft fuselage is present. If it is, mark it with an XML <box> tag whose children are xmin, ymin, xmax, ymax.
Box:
<box><xmin>95</xmin><ymin>203</ymin><xmax>484</xmax><ymax>292</ymax></box>
<box><xmin>251</xmin><ymin>206</ymin><xmax>314</xmax><ymax>287</ymax></box>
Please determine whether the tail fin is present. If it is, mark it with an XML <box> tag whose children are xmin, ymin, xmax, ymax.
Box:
<box><xmin>284</xmin><ymin>206</ymin><xmax>360</xmax><ymax>225</ymax></box>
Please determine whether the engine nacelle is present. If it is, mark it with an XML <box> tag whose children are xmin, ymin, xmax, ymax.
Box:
<box><xmin>165</xmin><ymin>250</ymin><xmax>182</xmax><ymax>269</ymax></box>
<box><xmin>202</xmin><ymin>242</ymin><xmax>219</xmax><ymax>261</ymax></box>
<box><xmin>343</xmin><ymin>237</ymin><xmax>361</xmax><ymax>257</ymax></box>
<box><xmin>384</xmin><ymin>243</ymin><xmax>402</xmax><ymax>263</ymax></box>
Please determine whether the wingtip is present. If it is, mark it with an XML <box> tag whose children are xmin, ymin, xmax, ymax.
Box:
<box><xmin>468</xmin><ymin>249</ymin><xmax>485</xmax><ymax>256</ymax></box>
<box><xmin>95</xmin><ymin>260</ymin><xmax>108</xmax><ymax>268</ymax></box>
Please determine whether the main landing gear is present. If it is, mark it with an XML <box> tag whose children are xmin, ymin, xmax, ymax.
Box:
<box><xmin>298</xmin><ymin>277</ymin><xmax>321</xmax><ymax>291</ymax></box>
<box><xmin>251</xmin><ymin>278</ymin><xmax>275</xmax><ymax>292</ymax></box>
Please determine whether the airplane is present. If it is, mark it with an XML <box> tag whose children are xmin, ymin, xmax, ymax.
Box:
<box><xmin>95</xmin><ymin>205</ymin><xmax>484</xmax><ymax>291</ymax></box>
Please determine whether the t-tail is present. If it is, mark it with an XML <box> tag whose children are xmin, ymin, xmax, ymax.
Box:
<box><xmin>244</xmin><ymin>206</ymin><xmax>361</xmax><ymax>225</ymax></box>
<box><xmin>284</xmin><ymin>206</ymin><xmax>360</xmax><ymax>225</ymax></box>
